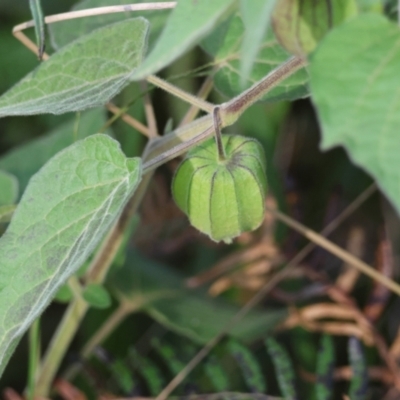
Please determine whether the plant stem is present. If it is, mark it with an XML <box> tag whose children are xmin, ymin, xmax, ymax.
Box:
<box><xmin>221</xmin><ymin>56</ymin><xmax>307</xmax><ymax>126</ymax></box>
<box><xmin>213</xmin><ymin>106</ymin><xmax>226</xmax><ymax>161</ymax></box>
<box><xmin>27</xmin><ymin>319</ymin><xmax>40</xmax><ymax>400</ymax></box>
<box><xmin>34</xmin><ymin>278</ymin><xmax>87</xmax><ymax>396</ymax></box>
<box><xmin>13</xmin><ymin>2</ymin><xmax>177</xmax><ymax>32</ymax></box>
<box><xmin>268</xmin><ymin>207</ymin><xmax>400</xmax><ymax>296</ymax></box>
<box><xmin>147</xmin><ymin>75</ymin><xmax>214</xmax><ymax>114</ymax></box>
<box><xmin>106</xmin><ymin>102</ymin><xmax>150</xmax><ymax>137</ymax></box>
<box><xmin>140</xmin><ymin>81</ymin><xmax>159</xmax><ymax>138</ymax></box>
<box><xmin>142</xmin><ymin>56</ymin><xmax>307</xmax><ymax>172</ymax></box>
<box><xmin>179</xmin><ymin>74</ymin><xmax>214</xmax><ymax>127</ymax></box>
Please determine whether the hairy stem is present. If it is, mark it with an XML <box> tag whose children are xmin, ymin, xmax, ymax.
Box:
<box><xmin>34</xmin><ymin>278</ymin><xmax>87</xmax><ymax>395</ymax></box>
<box><xmin>141</xmin><ymin>56</ymin><xmax>307</xmax><ymax>172</ymax></box>
<box><xmin>27</xmin><ymin>319</ymin><xmax>40</xmax><ymax>400</ymax></box>
<box><xmin>221</xmin><ymin>56</ymin><xmax>307</xmax><ymax>125</ymax></box>
<box><xmin>213</xmin><ymin>106</ymin><xmax>226</xmax><ymax>161</ymax></box>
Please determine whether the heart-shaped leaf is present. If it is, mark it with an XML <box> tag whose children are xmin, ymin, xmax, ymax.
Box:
<box><xmin>310</xmin><ymin>14</ymin><xmax>400</xmax><ymax>215</ymax></box>
<box><xmin>0</xmin><ymin>134</ymin><xmax>142</xmax><ymax>376</ymax></box>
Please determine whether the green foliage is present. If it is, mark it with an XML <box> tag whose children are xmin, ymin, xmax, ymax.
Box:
<box><xmin>0</xmin><ymin>108</ymin><xmax>108</xmax><ymax>194</ymax></box>
<box><xmin>0</xmin><ymin>134</ymin><xmax>142</xmax><ymax>376</ymax></box>
<box><xmin>315</xmin><ymin>335</ymin><xmax>335</xmax><ymax>400</ymax></box>
<box><xmin>132</xmin><ymin>0</ymin><xmax>235</xmax><ymax>79</ymax></box>
<box><xmin>203</xmin><ymin>354</ymin><xmax>230</xmax><ymax>392</ymax></box>
<box><xmin>348</xmin><ymin>337</ymin><xmax>368</xmax><ymax>400</ymax></box>
<box><xmin>239</xmin><ymin>0</ymin><xmax>276</xmax><ymax>85</ymax></box>
<box><xmin>54</xmin><ymin>284</ymin><xmax>73</xmax><ymax>303</ymax></box>
<box><xmin>129</xmin><ymin>348</ymin><xmax>166</xmax><ymax>396</ymax></box>
<box><xmin>82</xmin><ymin>284</ymin><xmax>112</xmax><ymax>309</ymax></box>
<box><xmin>204</xmin><ymin>14</ymin><xmax>309</xmax><ymax>102</ymax></box>
<box><xmin>151</xmin><ymin>338</ymin><xmax>187</xmax><ymax>376</ymax></box>
<box><xmin>227</xmin><ymin>338</ymin><xmax>266</xmax><ymax>393</ymax></box>
<box><xmin>310</xmin><ymin>14</ymin><xmax>400</xmax><ymax>215</ymax></box>
<box><xmin>110</xmin><ymin>250</ymin><xmax>287</xmax><ymax>344</ymax></box>
<box><xmin>110</xmin><ymin>358</ymin><xmax>136</xmax><ymax>394</ymax></box>
<box><xmin>0</xmin><ymin>19</ymin><xmax>148</xmax><ymax>117</ymax></box>
<box><xmin>266</xmin><ymin>337</ymin><xmax>297</xmax><ymax>400</ymax></box>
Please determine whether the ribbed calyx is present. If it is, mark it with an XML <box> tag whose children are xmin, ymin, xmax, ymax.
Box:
<box><xmin>172</xmin><ymin>135</ymin><xmax>267</xmax><ymax>243</ymax></box>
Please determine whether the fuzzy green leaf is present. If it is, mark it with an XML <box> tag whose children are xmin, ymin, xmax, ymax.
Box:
<box><xmin>0</xmin><ymin>18</ymin><xmax>148</xmax><ymax>117</ymax></box>
<box><xmin>0</xmin><ymin>134</ymin><xmax>142</xmax><ymax>376</ymax></box>
<box><xmin>205</xmin><ymin>15</ymin><xmax>308</xmax><ymax>102</ymax></box>
<box><xmin>310</xmin><ymin>14</ymin><xmax>400</xmax><ymax>216</ymax></box>
<box><xmin>132</xmin><ymin>0</ymin><xmax>235</xmax><ymax>79</ymax></box>
<box><xmin>0</xmin><ymin>171</ymin><xmax>18</xmax><ymax>207</ymax></box>
<box><xmin>0</xmin><ymin>109</ymin><xmax>108</xmax><ymax>195</ymax></box>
